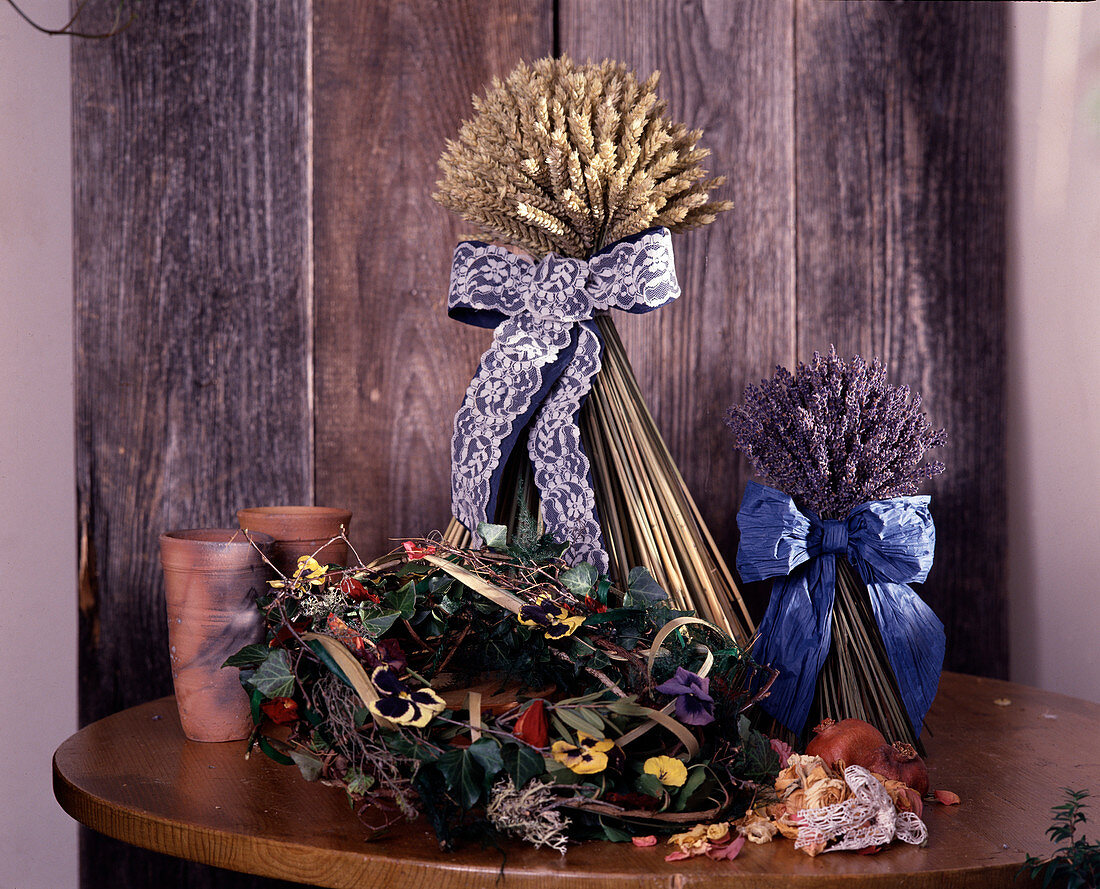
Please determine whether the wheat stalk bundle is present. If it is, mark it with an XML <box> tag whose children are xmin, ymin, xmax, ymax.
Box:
<box><xmin>435</xmin><ymin>57</ymin><xmax>752</xmax><ymax>642</ymax></box>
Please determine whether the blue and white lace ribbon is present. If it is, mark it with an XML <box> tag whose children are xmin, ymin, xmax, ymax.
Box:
<box><xmin>736</xmin><ymin>480</ymin><xmax>945</xmax><ymax>737</ymax></box>
<box><xmin>448</xmin><ymin>227</ymin><xmax>680</xmax><ymax>571</ymax></box>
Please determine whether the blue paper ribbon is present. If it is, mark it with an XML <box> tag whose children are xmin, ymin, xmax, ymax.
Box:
<box><xmin>448</xmin><ymin>228</ymin><xmax>680</xmax><ymax>571</ymax></box>
<box><xmin>736</xmin><ymin>480</ymin><xmax>945</xmax><ymax>737</ymax></box>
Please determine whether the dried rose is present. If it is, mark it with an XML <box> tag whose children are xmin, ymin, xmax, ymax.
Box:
<box><xmin>737</xmin><ymin>812</ymin><xmax>778</xmax><ymax>844</ymax></box>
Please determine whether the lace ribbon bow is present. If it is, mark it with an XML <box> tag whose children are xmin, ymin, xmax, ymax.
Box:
<box><xmin>736</xmin><ymin>480</ymin><xmax>945</xmax><ymax>736</ymax></box>
<box><xmin>448</xmin><ymin>227</ymin><xmax>680</xmax><ymax>571</ymax></box>
<box><xmin>795</xmin><ymin>765</ymin><xmax>928</xmax><ymax>853</ymax></box>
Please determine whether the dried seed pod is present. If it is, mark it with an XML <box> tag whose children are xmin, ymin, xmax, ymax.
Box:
<box><xmin>865</xmin><ymin>742</ymin><xmax>930</xmax><ymax>797</ymax></box>
<box><xmin>804</xmin><ymin>717</ymin><xmax>887</xmax><ymax>769</ymax></box>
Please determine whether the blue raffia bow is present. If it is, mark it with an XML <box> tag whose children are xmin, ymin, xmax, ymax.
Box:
<box><xmin>736</xmin><ymin>480</ymin><xmax>945</xmax><ymax>737</ymax></box>
<box><xmin>448</xmin><ymin>227</ymin><xmax>680</xmax><ymax>571</ymax></box>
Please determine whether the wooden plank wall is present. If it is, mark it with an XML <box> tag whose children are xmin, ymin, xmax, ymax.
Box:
<box><xmin>73</xmin><ymin>2</ymin><xmax>1005</xmax><ymax>886</ymax></box>
<box><xmin>794</xmin><ymin>3</ymin><xmax>1007</xmax><ymax>675</ymax></box>
<box><xmin>73</xmin><ymin>1</ymin><xmax>312</xmax><ymax>887</ymax></box>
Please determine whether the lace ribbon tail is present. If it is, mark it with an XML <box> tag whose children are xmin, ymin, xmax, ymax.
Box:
<box><xmin>527</xmin><ymin>319</ymin><xmax>607</xmax><ymax>570</ymax></box>
<box><xmin>450</xmin><ymin>318</ymin><xmax>578</xmax><ymax>544</ymax></box>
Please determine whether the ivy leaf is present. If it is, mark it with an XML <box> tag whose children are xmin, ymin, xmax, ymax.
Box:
<box><xmin>599</xmin><ymin>819</ymin><xmax>633</xmax><ymax>843</ymax></box>
<box><xmin>477</xmin><ymin>522</ymin><xmax>510</xmax><ymax>552</ymax></box>
<box><xmin>624</xmin><ymin>567</ymin><xmax>668</xmax><ymax>607</ymax></box>
<box><xmin>559</xmin><ymin>563</ymin><xmax>597</xmax><ymax>599</ymax></box>
<box><xmin>344</xmin><ymin>767</ymin><xmax>375</xmax><ymax>796</ymax></box>
<box><xmin>733</xmin><ymin>715</ymin><xmax>781</xmax><ymax>783</ymax></box>
<box><xmin>634</xmin><ymin>772</ymin><xmax>665</xmax><ymax>798</ymax></box>
<box><xmin>436</xmin><ymin>748</ymin><xmax>485</xmax><ymax>809</ymax></box>
<box><xmin>501</xmin><ymin>744</ymin><xmax>546</xmax><ymax>788</ymax></box>
<box><xmin>467</xmin><ymin>737</ymin><xmax>504</xmax><ymax>782</ymax></box>
<box><xmin>428</xmin><ymin>575</ymin><xmax>454</xmax><ymax>597</ymax></box>
<box><xmin>289</xmin><ymin>749</ymin><xmax>323</xmax><ymax>782</ymax></box>
<box><xmin>247</xmin><ymin>649</ymin><xmax>295</xmax><ymax>698</ymax></box>
<box><xmin>385</xmin><ymin>581</ymin><xmax>417</xmax><ymax>620</ymax></box>
<box><xmin>672</xmin><ymin>766</ymin><xmax>708</xmax><ymax>811</ymax></box>
<box><xmin>359</xmin><ymin>608</ymin><xmax>401</xmax><ymax>638</ymax></box>
<box><xmin>223</xmin><ymin>643</ymin><xmax>271</xmax><ymax>669</ymax></box>
<box><xmin>385</xmin><ymin>733</ymin><xmax>443</xmax><ymax>763</ymax></box>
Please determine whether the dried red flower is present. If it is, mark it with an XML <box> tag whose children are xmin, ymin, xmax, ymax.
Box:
<box><xmin>512</xmin><ymin>699</ymin><xmax>549</xmax><ymax>748</ymax></box>
<box><xmin>260</xmin><ymin>697</ymin><xmax>298</xmax><ymax>725</ymax></box>
<box><xmin>339</xmin><ymin>576</ymin><xmax>380</xmax><ymax>603</ymax></box>
<box><xmin>403</xmin><ymin>541</ymin><xmax>437</xmax><ymax>560</ymax></box>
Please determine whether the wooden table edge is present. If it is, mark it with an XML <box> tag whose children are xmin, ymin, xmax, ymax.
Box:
<box><xmin>53</xmin><ymin>674</ymin><xmax>1076</xmax><ymax>888</ymax></box>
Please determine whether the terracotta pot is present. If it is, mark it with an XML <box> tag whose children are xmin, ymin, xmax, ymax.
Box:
<box><xmin>236</xmin><ymin>506</ymin><xmax>352</xmax><ymax>576</ymax></box>
<box><xmin>159</xmin><ymin>528</ymin><xmax>273</xmax><ymax>742</ymax></box>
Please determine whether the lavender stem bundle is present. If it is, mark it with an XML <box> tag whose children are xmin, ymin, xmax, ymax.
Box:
<box><xmin>728</xmin><ymin>349</ymin><xmax>946</xmax><ymax>748</ymax></box>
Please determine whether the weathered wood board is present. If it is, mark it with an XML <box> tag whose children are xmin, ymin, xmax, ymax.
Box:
<box><xmin>73</xmin><ymin>3</ymin><xmax>1007</xmax><ymax>886</ymax></box>
<box><xmin>73</xmin><ymin>1</ymin><xmax>313</xmax><ymax>886</ymax></box>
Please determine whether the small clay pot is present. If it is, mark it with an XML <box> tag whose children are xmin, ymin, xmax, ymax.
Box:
<box><xmin>236</xmin><ymin>505</ymin><xmax>352</xmax><ymax>576</ymax></box>
<box><xmin>159</xmin><ymin>529</ymin><xmax>273</xmax><ymax>742</ymax></box>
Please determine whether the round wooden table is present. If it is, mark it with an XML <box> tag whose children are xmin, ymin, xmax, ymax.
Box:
<box><xmin>54</xmin><ymin>672</ymin><xmax>1099</xmax><ymax>888</ymax></box>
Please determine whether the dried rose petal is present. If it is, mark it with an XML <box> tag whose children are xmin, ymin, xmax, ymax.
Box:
<box><xmin>664</xmin><ymin>850</ymin><xmax>693</xmax><ymax>862</ymax></box>
<box><xmin>934</xmin><ymin>789</ymin><xmax>961</xmax><ymax>806</ymax></box>
<box><xmin>706</xmin><ymin>836</ymin><xmax>746</xmax><ymax>861</ymax></box>
<box><xmin>769</xmin><ymin>737</ymin><xmax>795</xmax><ymax>767</ymax></box>
<box><xmin>402</xmin><ymin>541</ymin><xmax>437</xmax><ymax>559</ymax></box>
<box><xmin>631</xmin><ymin>835</ymin><xmax>658</xmax><ymax>847</ymax></box>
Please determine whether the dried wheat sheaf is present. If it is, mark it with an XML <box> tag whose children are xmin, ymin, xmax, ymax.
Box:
<box><xmin>434</xmin><ymin>56</ymin><xmax>731</xmax><ymax>258</ymax></box>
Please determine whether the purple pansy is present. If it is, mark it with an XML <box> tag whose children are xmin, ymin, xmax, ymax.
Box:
<box><xmin>656</xmin><ymin>666</ymin><xmax>715</xmax><ymax>726</ymax></box>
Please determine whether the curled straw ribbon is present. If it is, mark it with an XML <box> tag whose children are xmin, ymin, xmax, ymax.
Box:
<box><xmin>305</xmin><ymin>555</ymin><xmax>726</xmax><ymax>756</ymax></box>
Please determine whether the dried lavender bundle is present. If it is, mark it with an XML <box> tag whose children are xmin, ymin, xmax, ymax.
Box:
<box><xmin>725</xmin><ymin>348</ymin><xmax>945</xmax><ymax>519</ymax></box>
<box><xmin>728</xmin><ymin>350</ymin><xmax>946</xmax><ymax>748</ymax></box>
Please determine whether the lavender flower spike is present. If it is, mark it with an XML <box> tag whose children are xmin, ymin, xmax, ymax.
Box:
<box><xmin>656</xmin><ymin>666</ymin><xmax>715</xmax><ymax>726</ymax></box>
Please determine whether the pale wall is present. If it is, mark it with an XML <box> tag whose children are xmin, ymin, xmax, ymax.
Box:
<box><xmin>1008</xmin><ymin>4</ymin><xmax>1100</xmax><ymax>705</ymax></box>
<box><xmin>0</xmin><ymin>1</ymin><xmax>79</xmax><ymax>888</ymax></box>
<box><xmin>0</xmin><ymin>6</ymin><xmax>1095</xmax><ymax>889</ymax></box>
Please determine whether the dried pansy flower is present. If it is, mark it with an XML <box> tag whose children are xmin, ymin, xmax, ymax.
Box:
<box><xmin>519</xmin><ymin>594</ymin><xmax>586</xmax><ymax>640</ymax></box>
<box><xmin>643</xmin><ymin>755</ymin><xmax>688</xmax><ymax>788</ymax></box>
<box><xmin>366</xmin><ymin>666</ymin><xmax>446</xmax><ymax>728</ymax></box>
<box><xmin>655</xmin><ymin>666</ymin><xmax>715</xmax><ymax>726</ymax></box>
<box><xmin>550</xmin><ymin>731</ymin><xmax>615</xmax><ymax>774</ymax></box>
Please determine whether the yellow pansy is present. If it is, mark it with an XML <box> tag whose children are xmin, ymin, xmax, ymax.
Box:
<box><xmin>644</xmin><ymin>755</ymin><xmax>688</xmax><ymax>788</ymax></box>
<box><xmin>518</xmin><ymin>594</ymin><xmax>586</xmax><ymax>640</ymax></box>
<box><xmin>550</xmin><ymin>731</ymin><xmax>615</xmax><ymax>774</ymax></box>
<box><xmin>294</xmin><ymin>555</ymin><xmax>327</xmax><ymax>586</ymax></box>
